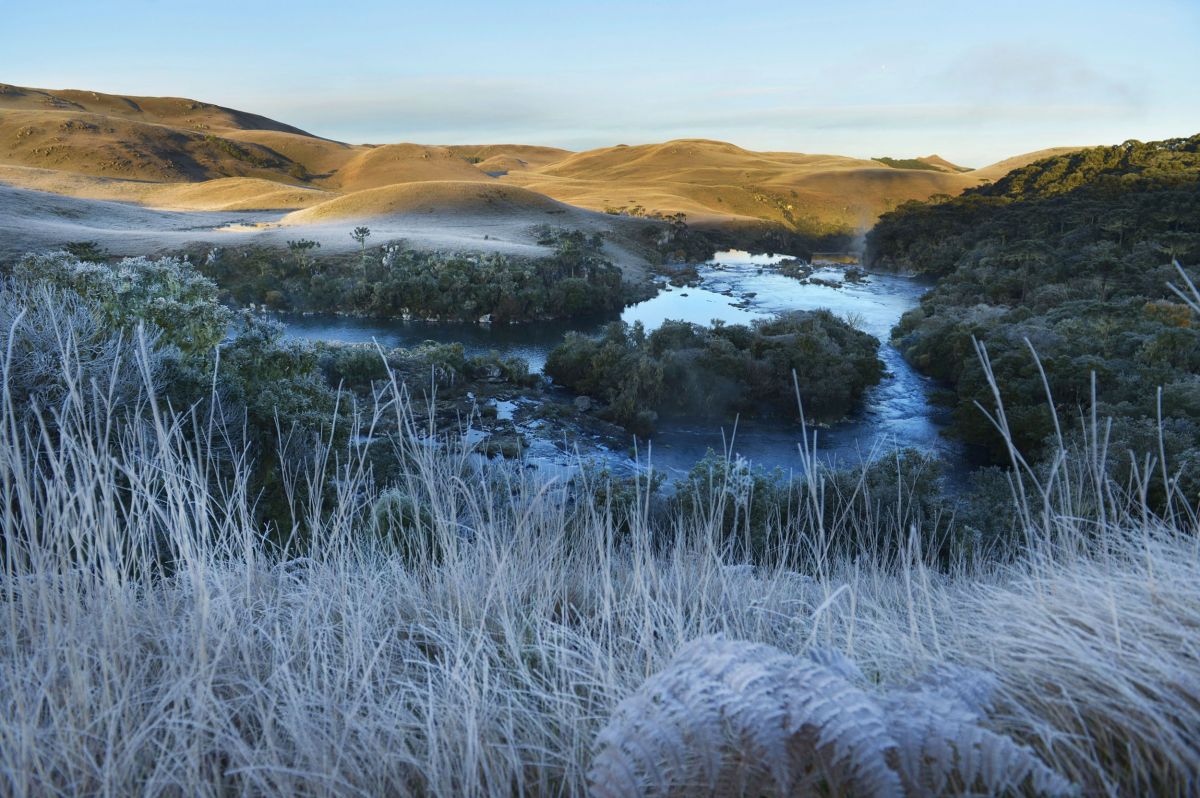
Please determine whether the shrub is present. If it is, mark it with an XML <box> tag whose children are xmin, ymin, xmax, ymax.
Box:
<box><xmin>62</xmin><ymin>241</ymin><xmax>108</xmax><ymax>261</ymax></box>
<box><xmin>672</xmin><ymin>452</ymin><xmax>792</xmax><ymax>558</ymax></box>
<box><xmin>316</xmin><ymin>341</ymin><xmax>539</xmax><ymax>398</ymax></box>
<box><xmin>212</xmin><ymin>315</ymin><xmax>338</xmax><ymax>445</ymax></box>
<box><xmin>546</xmin><ymin>312</ymin><xmax>883</xmax><ymax>434</ymax></box>
<box><xmin>0</xmin><ymin>279</ymin><xmax>160</xmax><ymax>416</ymax></box>
<box><xmin>318</xmin><ymin>343</ymin><xmax>390</xmax><ymax>391</ymax></box>
<box><xmin>7</xmin><ymin>252</ymin><xmax>230</xmax><ymax>356</ymax></box>
<box><xmin>567</xmin><ymin>461</ymin><xmax>666</xmax><ymax>534</ymax></box>
<box><xmin>670</xmin><ymin>448</ymin><xmax>952</xmax><ymax>563</ymax></box>
<box><xmin>194</xmin><ymin>235</ymin><xmax>627</xmax><ymax>323</ymax></box>
<box><xmin>371</xmin><ymin>487</ymin><xmax>439</xmax><ymax>563</ymax></box>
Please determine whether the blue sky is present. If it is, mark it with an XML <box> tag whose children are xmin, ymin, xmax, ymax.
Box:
<box><xmin>4</xmin><ymin>0</ymin><xmax>1199</xmax><ymax>165</ymax></box>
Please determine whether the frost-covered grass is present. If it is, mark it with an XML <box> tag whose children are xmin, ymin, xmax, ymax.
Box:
<box><xmin>0</xmin><ymin>306</ymin><xmax>1197</xmax><ymax>796</ymax></box>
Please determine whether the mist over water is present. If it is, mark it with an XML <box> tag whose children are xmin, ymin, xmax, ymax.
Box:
<box><xmin>281</xmin><ymin>251</ymin><xmax>968</xmax><ymax>478</ymax></box>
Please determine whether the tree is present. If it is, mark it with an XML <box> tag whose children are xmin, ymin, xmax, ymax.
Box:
<box><xmin>351</xmin><ymin>226</ymin><xmax>371</xmax><ymax>253</ymax></box>
<box><xmin>287</xmin><ymin>239</ymin><xmax>320</xmax><ymax>269</ymax></box>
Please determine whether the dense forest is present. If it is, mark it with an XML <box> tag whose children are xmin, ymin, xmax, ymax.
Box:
<box><xmin>545</xmin><ymin>312</ymin><xmax>883</xmax><ymax>435</ymax></box>
<box><xmin>865</xmin><ymin>135</ymin><xmax>1200</xmax><ymax>496</ymax></box>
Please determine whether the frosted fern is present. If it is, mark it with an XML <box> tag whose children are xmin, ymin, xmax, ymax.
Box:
<box><xmin>590</xmin><ymin>637</ymin><xmax>1074</xmax><ymax>797</ymax></box>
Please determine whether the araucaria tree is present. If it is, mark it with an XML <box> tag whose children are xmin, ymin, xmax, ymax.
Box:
<box><xmin>351</xmin><ymin>226</ymin><xmax>371</xmax><ymax>253</ymax></box>
<box><xmin>287</xmin><ymin>238</ymin><xmax>320</xmax><ymax>269</ymax></box>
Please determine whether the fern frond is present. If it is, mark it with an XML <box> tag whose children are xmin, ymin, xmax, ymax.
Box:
<box><xmin>589</xmin><ymin>636</ymin><xmax>901</xmax><ymax>797</ymax></box>
<box><xmin>590</xmin><ymin>637</ymin><xmax>1075</xmax><ymax>797</ymax></box>
<box><xmin>907</xmin><ymin>663</ymin><xmax>998</xmax><ymax>716</ymax></box>
<box><xmin>806</xmin><ymin>646</ymin><xmax>867</xmax><ymax>683</ymax></box>
<box><xmin>884</xmin><ymin>688</ymin><xmax>1074</xmax><ymax>796</ymax></box>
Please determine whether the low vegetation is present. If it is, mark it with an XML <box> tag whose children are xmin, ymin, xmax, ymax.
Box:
<box><xmin>0</xmin><ymin>251</ymin><xmax>544</xmax><ymax>526</ymax></box>
<box><xmin>1</xmin><ymin>250</ymin><xmax>1197</xmax><ymax>794</ymax></box>
<box><xmin>11</xmin><ymin>250</ymin><xmax>230</xmax><ymax>355</ymax></box>
<box><xmin>202</xmin><ymin>133</ymin><xmax>285</xmax><ymax>169</ymax></box>
<box><xmin>672</xmin><ymin>447</ymin><xmax>954</xmax><ymax>563</ymax></box>
<box><xmin>545</xmin><ymin>312</ymin><xmax>884</xmax><ymax>436</ymax></box>
<box><xmin>195</xmin><ymin>230</ymin><xmax>627</xmax><ymax>323</ymax></box>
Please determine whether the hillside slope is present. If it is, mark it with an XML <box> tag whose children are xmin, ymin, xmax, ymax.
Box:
<box><xmin>282</xmin><ymin>181</ymin><xmax>573</xmax><ymax>223</ymax></box>
<box><xmin>501</xmin><ymin>139</ymin><xmax>990</xmax><ymax>235</ymax></box>
<box><xmin>968</xmin><ymin>146</ymin><xmax>1085</xmax><ymax>183</ymax></box>
<box><xmin>0</xmin><ymin>83</ymin><xmax>314</xmax><ymax>135</ymax></box>
<box><xmin>0</xmin><ymin>83</ymin><xmax>1088</xmax><ymax>244</ymax></box>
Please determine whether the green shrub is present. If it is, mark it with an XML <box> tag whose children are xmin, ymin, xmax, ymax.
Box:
<box><xmin>672</xmin><ymin>452</ymin><xmax>793</xmax><ymax>558</ymax></box>
<box><xmin>567</xmin><ymin>461</ymin><xmax>667</xmax><ymax>535</ymax></box>
<box><xmin>194</xmin><ymin>232</ymin><xmax>627</xmax><ymax>323</ymax></box>
<box><xmin>371</xmin><ymin>488</ymin><xmax>439</xmax><ymax>564</ymax></box>
<box><xmin>62</xmin><ymin>241</ymin><xmax>109</xmax><ymax>261</ymax></box>
<box><xmin>669</xmin><ymin>448</ymin><xmax>952</xmax><ymax>563</ymax></box>
<box><xmin>545</xmin><ymin>312</ymin><xmax>883</xmax><ymax>434</ymax></box>
<box><xmin>318</xmin><ymin>344</ymin><xmax>390</xmax><ymax>391</ymax></box>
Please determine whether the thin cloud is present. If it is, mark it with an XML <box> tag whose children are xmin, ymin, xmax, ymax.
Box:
<box><xmin>239</xmin><ymin>57</ymin><xmax>1177</xmax><ymax>163</ymax></box>
<box><xmin>939</xmin><ymin>45</ymin><xmax>1144</xmax><ymax>107</ymax></box>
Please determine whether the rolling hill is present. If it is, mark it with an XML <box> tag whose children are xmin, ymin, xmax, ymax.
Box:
<box><xmin>498</xmin><ymin>139</ymin><xmax>990</xmax><ymax>234</ymax></box>
<box><xmin>0</xmin><ymin>84</ymin><xmax>313</xmax><ymax>135</ymax></box>
<box><xmin>0</xmin><ymin>83</ymin><xmax>1086</xmax><ymax>251</ymax></box>
<box><xmin>282</xmin><ymin>181</ymin><xmax>573</xmax><ymax>224</ymax></box>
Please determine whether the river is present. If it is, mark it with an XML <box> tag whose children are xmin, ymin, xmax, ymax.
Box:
<box><xmin>280</xmin><ymin>250</ymin><xmax>967</xmax><ymax>478</ymax></box>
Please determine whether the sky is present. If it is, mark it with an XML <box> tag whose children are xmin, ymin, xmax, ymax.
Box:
<box><xmin>4</xmin><ymin>0</ymin><xmax>1199</xmax><ymax>166</ymax></box>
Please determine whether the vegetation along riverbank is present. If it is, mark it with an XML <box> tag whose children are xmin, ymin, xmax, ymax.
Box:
<box><xmin>868</xmin><ymin>134</ymin><xmax>1200</xmax><ymax>502</ymax></box>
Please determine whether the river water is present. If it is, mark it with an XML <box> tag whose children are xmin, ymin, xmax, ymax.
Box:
<box><xmin>281</xmin><ymin>250</ymin><xmax>966</xmax><ymax>477</ymax></box>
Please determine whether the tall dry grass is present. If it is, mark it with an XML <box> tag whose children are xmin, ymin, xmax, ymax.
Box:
<box><xmin>0</xmin><ymin>293</ymin><xmax>1197</xmax><ymax>796</ymax></box>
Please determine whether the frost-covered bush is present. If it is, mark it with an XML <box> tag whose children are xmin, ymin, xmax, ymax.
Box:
<box><xmin>591</xmin><ymin>637</ymin><xmax>1075</xmax><ymax>797</ymax></box>
<box><xmin>672</xmin><ymin>451</ymin><xmax>791</xmax><ymax>557</ymax></box>
<box><xmin>0</xmin><ymin>279</ymin><xmax>160</xmax><ymax>414</ymax></box>
<box><xmin>207</xmin><ymin>314</ymin><xmax>338</xmax><ymax>446</ymax></box>
<box><xmin>9</xmin><ymin>251</ymin><xmax>230</xmax><ymax>355</ymax></box>
<box><xmin>371</xmin><ymin>487</ymin><xmax>439</xmax><ymax>563</ymax></box>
